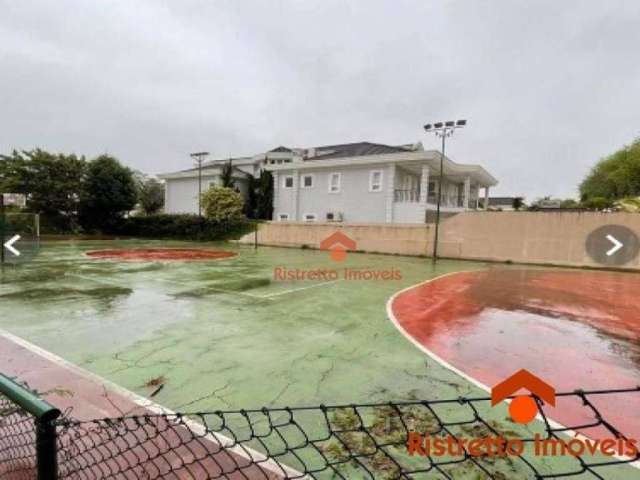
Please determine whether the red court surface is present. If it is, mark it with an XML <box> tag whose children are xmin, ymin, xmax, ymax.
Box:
<box><xmin>1</xmin><ymin>334</ymin><xmax>282</xmax><ymax>479</ymax></box>
<box><xmin>85</xmin><ymin>248</ymin><xmax>238</xmax><ymax>261</ymax></box>
<box><xmin>390</xmin><ymin>269</ymin><xmax>640</xmax><ymax>440</ymax></box>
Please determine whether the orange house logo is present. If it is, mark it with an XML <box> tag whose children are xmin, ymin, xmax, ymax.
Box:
<box><xmin>491</xmin><ymin>369</ymin><xmax>556</xmax><ymax>424</ymax></box>
<box><xmin>319</xmin><ymin>232</ymin><xmax>356</xmax><ymax>262</ymax></box>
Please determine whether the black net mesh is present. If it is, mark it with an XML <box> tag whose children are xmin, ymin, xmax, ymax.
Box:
<box><xmin>50</xmin><ymin>387</ymin><xmax>640</xmax><ymax>480</ymax></box>
<box><xmin>0</xmin><ymin>392</ymin><xmax>38</xmax><ymax>479</ymax></box>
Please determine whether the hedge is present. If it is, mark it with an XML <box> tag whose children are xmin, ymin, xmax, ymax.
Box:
<box><xmin>108</xmin><ymin>214</ymin><xmax>254</xmax><ymax>241</ymax></box>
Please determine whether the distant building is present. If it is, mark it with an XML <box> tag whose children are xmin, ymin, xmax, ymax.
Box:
<box><xmin>480</xmin><ymin>196</ymin><xmax>522</xmax><ymax>211</ymax></box>
<box><xmin>1</xmin><ymin>193</ymin><xmax>26</xmax><ymax>208</ymax></box>
<box><xmin>535</xmin><ymin>198</ymin><xmax>562</xmax><ymax>209</ymax></box>
<box><xmin>159</xmin><ymin>140</ymin><xmax>498</xmax><ymax>223</ymax></box>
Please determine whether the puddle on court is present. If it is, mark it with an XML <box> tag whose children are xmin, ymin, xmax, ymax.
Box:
<box><xmin>391</xmin><ymin>269</ymin><xmax>640</xmax><ymax>440</ymax></box>
<box><xmin>1</xmin><ymin>239</ymin><xmax>483</xmax><ymax>411</ymax></box>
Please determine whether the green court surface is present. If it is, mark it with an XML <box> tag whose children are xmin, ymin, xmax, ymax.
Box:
<box><xmin>1</xmin><ymin>239</ymin><xmax>637</xmax><ymax>478</ymax></box>
<box><xmin>0</xmin><ymin>239</ymin><xmax>485</xmax><ymax>411</ymax></box>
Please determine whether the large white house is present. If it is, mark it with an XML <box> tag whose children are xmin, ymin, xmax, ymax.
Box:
<box><xmin>159</xmin><ymin>141</ymin><xmax>497</xmax><ymax>224</ymax></box>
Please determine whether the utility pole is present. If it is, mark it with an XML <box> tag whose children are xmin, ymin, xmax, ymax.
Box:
<box><xmin>423</xmin><ymin>120</ymin><xmax>466</xmax><ymax>264</ymax></box>
<box><xmin>190</xmin><ymin>152</ymin><xmax>210</xmax><ymax>216</ymax></box>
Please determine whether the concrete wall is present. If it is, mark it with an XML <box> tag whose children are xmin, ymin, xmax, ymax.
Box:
<box><xmin>437</xmin><ymin>211</ymin><xmax>640</xmax><ymax>269</ymax></box>
<box><xmin>241</xmin><ymin>221</ymin><xmax>432</xmax><ymax>256</ymax></box>
<box><xmin>239</xmin><ymin>212</ymin><xmax>640</xmax><ymax>270</ymax></box>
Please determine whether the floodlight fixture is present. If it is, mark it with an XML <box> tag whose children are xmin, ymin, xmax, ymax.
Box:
<box><xmin>422</xmin><ymin>118</ymin><xmax>468</xmax><ymax>264</ymax></box>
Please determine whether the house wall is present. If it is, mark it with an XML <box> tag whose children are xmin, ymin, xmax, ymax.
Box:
<box><xmin>164</xmin><ymin>176</ymin><xmax>248</xmax><ymax>214</ymax></box>
<box><xmin>393</xmin><ymin>203</ymin><xmax>425</xmax><ymax>223</ymax></box>
<box><xmin>273</xmin><ymin>165</ymin><xmax>390</xmax><ymax>223</ymax></box>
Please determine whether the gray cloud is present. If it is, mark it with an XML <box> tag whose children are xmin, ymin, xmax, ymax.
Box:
<box><xmin>1</xmin><ymin>0</ymin><xmax>639</xmax><ymax>200</ymax></box>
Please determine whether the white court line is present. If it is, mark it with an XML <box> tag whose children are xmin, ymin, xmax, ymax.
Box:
<box><xmin>385</xmin><ymin>270</ymin><xmax>640</xmax><ymax>470</ymax></box>
<box><xmin>262</xmin><ymin>279</ymin><xmax>340</xmax><ymax>298</ymax></box>
<box><xmin>0</xmin><ymin>329</ymin><xmax>305</xmax><ymax>479</ymax></box>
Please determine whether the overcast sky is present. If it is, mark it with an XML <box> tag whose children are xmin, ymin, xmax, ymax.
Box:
<box><xmin>1</xmin><ymin>1</ymin><xmax>639</xmax><ymax>200</ymax></box>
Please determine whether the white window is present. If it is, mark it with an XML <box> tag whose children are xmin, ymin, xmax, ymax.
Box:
<box><xmin>369</xmin><ymin>170</ymin><xmax>383</xmax><ymax>192</ymax></box>
<box><xmin>283</xmin><ymin>176</ymin><xmax>294</xmax><ymax>189</ymax></box>
<box><xmin>302</xmin><ymin>174</ymin><xmax>314</xmax><ymax>188</ymax></box>
<box><xmin>328</xmin><ymin>172</ymin><xmax>341</xmax><ymax>193</ymax></box>
<box><xmin>278</xmin><ymin>213</ymin><xmax>290</xmax><ymax>221</ymax></box>
<box><xmin>303</xmin><ymin>213</ymin><xmax>317</xmax><ymax>222</ymax></box>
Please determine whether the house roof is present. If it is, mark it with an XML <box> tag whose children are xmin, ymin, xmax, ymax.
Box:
<box><xmin>169</xmin><ymin>157</ymin><xmax>252</xmax><ymax>174</ymax></box>
<box><xmin>304</xmin><ymin>142</ymin><xmax>410</xmax><ymax>160</ymax></box>
<box><xmin>268</xmin><ymin>146</ymin><xmax>292</xmax><ymax>153</ymax></box>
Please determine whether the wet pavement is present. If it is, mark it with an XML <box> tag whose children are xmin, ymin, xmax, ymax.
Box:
<box><xmin>391</xmin><ymin>269</ymin><xmax>640</xmax><ymax>440</ymax></box>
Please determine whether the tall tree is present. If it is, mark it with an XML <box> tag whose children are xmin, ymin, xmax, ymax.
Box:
<box><xmin>255</xmin><ymin>169</ymin><xmax>274</xmax><ymax>220</ymax></box>
<box><xmin>79</xmin><ymin>155</ymin><xmax>137</xmax><ymax>231</ymax></box>
<box><xmin>0</xmin><ymin>149</ymin><xmax>86</xmax><ymax>230</ymax></box>
<box><xmin>243</xmin><ymin>174</ymin><xmax>258</xmax><ymax>218</ymax></box>
<box><xmin>220</xmin><ymin>159</ymin><xmax>234</xmax><ymax>188</ymax></box>
<box><xmin>580</xmin><ymin>138</ymin><xmax>640</xmax><ymax>201</ymax></box>
<box><xmin>137</xmin><ymin>177</ymin><xmax>165</xmax><ymax>215</ymax></box>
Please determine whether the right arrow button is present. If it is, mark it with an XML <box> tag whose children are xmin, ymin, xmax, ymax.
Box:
<box><xmin>586</xmin><ymin>225</ymin><xmax>639</xmax><ymax>266</ymax></box>
<box><xmin>605</xmin><ymin>234</ymin><xmax>623</xmax><ymax>257</ymax></box>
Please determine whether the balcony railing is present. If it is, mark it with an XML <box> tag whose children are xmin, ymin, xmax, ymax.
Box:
<box><xmin>394</xmin><ymin>189</ymin><xmax>420</xmax><ymax>202</ymax></box>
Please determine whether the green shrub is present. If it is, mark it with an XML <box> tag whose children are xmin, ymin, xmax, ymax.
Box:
<box><xmin>201</xmin><ymin>187</ymin><xmax>244</xmax><ymax>223</ymax></box>
<box><xmin>580</xmin><ymin>196</ymin><xmax>614</xmax><ymax>210</ymax></box>
<box><xmin>108</xmin><ymin>214</ymin><xmax>253</xmax><ymax>240</ymax></box>
<box><xmin>614</xmin><ymin>197</ymin><xmax>640</xmax><ymax>213</ymax></box>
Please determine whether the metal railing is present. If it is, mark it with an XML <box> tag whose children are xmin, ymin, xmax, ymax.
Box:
<box><xmin>0</xmin><ymin>374</ymin><xmax>61</xmax><ymax>480</ymax></box>
<box><xmin>393</xmin><ymin>189</ymin><xmax>420</xmax><ymax>202</ymax></box>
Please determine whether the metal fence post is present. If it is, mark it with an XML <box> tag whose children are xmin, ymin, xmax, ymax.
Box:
<box><xmin>36</xmin><ymin>411</ymin><xmax>59</xmax><ymax>480</ymax></box>
<box><xmin>0</xmin><ymin>374</ymin><xmax>61</xmax><ymax>479</ymax></box>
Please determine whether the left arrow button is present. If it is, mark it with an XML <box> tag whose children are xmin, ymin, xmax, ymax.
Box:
<box><xmin>4</xmin><ymin>234</ymin><xmax>21</xmax><ymax>256</ymax></box>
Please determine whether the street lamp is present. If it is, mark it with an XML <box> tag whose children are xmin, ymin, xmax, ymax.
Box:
<box><xmin>423</xmin><ymin>119</ymin><xmax>466</xmax><ymax>263</ymax></box>
<box><xmin>190</xmin><ymin>152</ymin><xmax>210</xmax><ymax>216</ymax></box>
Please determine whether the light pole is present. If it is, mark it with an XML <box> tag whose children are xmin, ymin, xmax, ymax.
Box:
<box><xmin>423</xmin><ymin>119</ymin><xmax>466</xmax><ymax>264</ymax></box>
<box><xmin>190</xmin><ymin>152</ymin><xmax>210</xmax><ymax>216</ymax></box>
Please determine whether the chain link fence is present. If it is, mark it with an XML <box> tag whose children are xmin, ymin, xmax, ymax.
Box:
<box><xmin>2</xmin><ymin>373</ymin><xmax>639</xmax><ymax>479</ymax></box>
<box><xmin>0</xmin><ymin>375</ymin><xmax>60</xmax><ymax>480</ymax></box>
